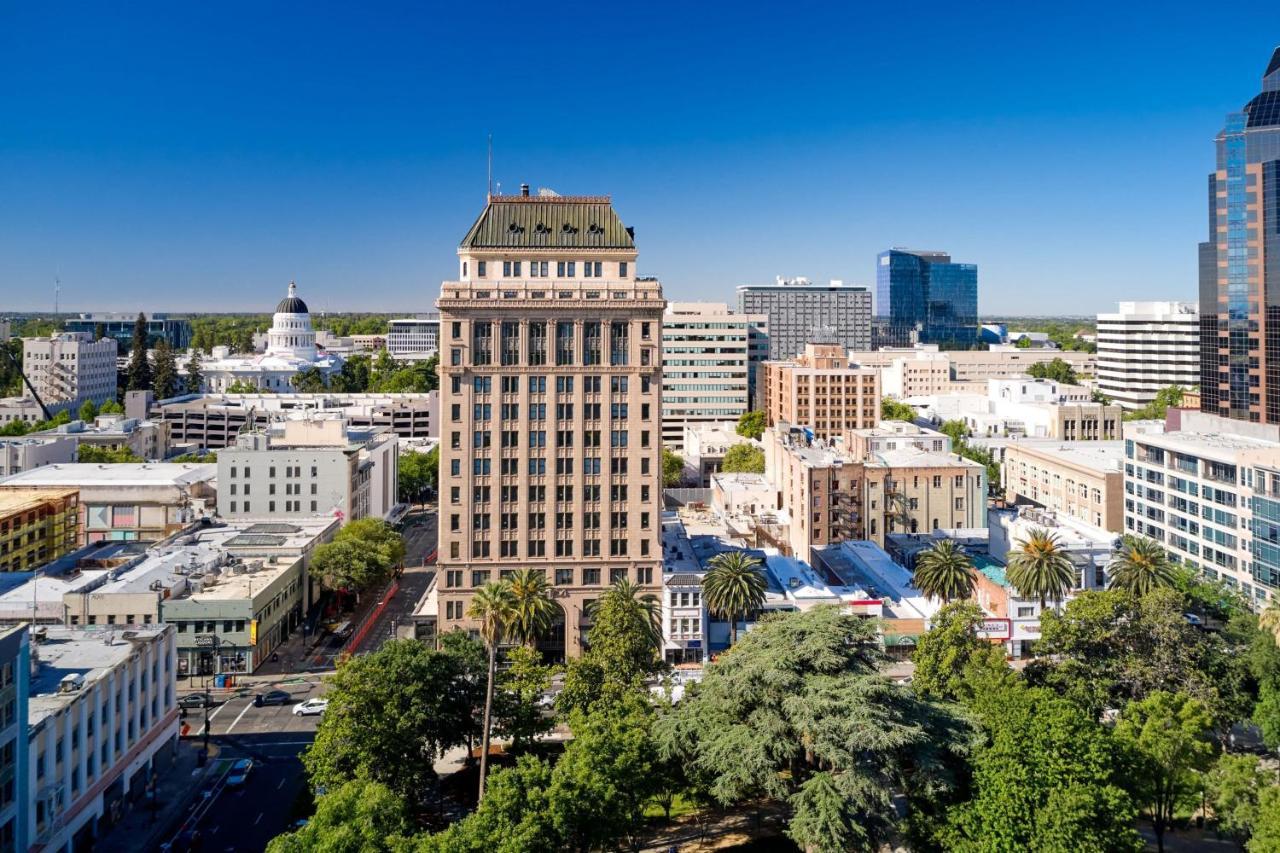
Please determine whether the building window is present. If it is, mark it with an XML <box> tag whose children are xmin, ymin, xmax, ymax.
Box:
<box><xmin>477</xmin><ymin>261</ymin><xmax>486</xmax><ymax>277</ymax></box>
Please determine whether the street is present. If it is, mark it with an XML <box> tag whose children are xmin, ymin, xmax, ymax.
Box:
<box><xmin>400</xmin><ymin>506</ymin><xmax>438</xmax><ymax>566</ymax></box>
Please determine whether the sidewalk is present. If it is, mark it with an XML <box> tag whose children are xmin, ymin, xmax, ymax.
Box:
<box><xmin>95</xmin><ymin>740</ymin><xmax>225</xmax><ymax>853</ymax></box>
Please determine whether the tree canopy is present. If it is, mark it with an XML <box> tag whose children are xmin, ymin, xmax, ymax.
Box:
<box><xmin>720</xmin><ymin>442</ymin><xmax>765</xmax><ymax>474</ymax></box>
<box><xmin>735</xmin><ymin>410</ymin><xmax>765</xmax><ymax>440</ymax></box>
<box><xmin>266</xmin><ymin>779</ymin><xmax>413</xmax><ymax>853</ymax></box>
<box><xmin>1026</xmin><ymin>357</ymin><xmax>1079</xmax><ymax>384</ymax></box>
<box><xmin>881</xmin><ymin>398</ymin><xmax>917</xmax><ymax>422</ymax></box>
<box><xmin>661</xmin><ymin>447</ymin><xmax>684</xmax><ymax>487</ymax></box>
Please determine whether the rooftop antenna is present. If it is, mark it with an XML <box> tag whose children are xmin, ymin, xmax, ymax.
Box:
<box><xmin>487</xmin><ymin>133</ymin><xmax>493</xmax><ymax>198</ymax></box>
<box><xmin>54</xmin><ymin>275</ymin><xmax>60</xmax><ymax>317</ymax></box>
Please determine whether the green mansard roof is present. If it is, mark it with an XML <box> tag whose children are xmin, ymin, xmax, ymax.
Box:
<box><xmin>460</xmin><ymin>192</ymin><xmax>635</xmax><ymax>251</ymax></box>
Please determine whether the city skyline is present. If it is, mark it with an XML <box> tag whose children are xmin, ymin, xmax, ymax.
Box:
<box><xmin>2</xmin><ymin>6</ymin><xmax>1278</xmax><ymax>314</ymax></box>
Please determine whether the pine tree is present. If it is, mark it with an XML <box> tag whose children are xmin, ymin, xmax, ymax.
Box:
<box><xmin>184</xmin><ymin>350</ymin><xmax>203</xmax><ymax>394</ymax></box>
<box><xmin>152</xmin><ymin>339</ymin><xmax>177</xmax><ymax>399</ymax></box>
<box><xmin>93</xmin><ymin>322</ymin><xmax>106</xmax><ymax>342</ymax></box>
<box><xmin>126</xmin><ymin>313</ymin><xmax>152</xmax><ymax>391</ymax></box>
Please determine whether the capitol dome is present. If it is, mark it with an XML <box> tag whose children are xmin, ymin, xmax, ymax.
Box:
<box><xmin>275</xmin><ymin>281</ymin><xmax>310</xmax><ymax>314</ymax></box>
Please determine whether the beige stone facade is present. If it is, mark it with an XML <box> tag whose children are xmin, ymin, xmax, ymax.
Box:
<box><xmin>763</xmin><ymin>344</ymin><xmax>881</xmax><ymax>440</ymax></box>
<box><xmin>1002</xmin><ymin>441</ymin><xmax>1125</xmax><ymax>533</ymax></box>
<box><xmin>872</xmin><ymin>347</ymin><xmax>1097</xmax><ymax>399</ymax></box>
<box><xmin>435</xmin><ymin>191</ymin><xmax>664</xmax><ymax>658</ymax></box>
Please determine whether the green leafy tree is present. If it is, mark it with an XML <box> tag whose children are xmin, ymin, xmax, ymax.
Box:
<box><xmin>1259</xmin><ymin>596</ymin><xmax>1280</xmax><ymax>640</ymax></box>
<box><xmin>169</xmin><ymin>451</ymin><xmax>216</xmax><ymax>463</ymax></box>
<box><xmin>99</xmin><ymin>399</ymin><xmax>124</xmax><ymax>415</ymax></box>
<box><xmin>126</xmin><ymin>312</ymin><xmax>151</xmax><ymax>391</ymax></box>
<box><xmin>93</xmin><ymin>322</ymin><xmax>106</xmax><ymax>342</ymax></box>
<box><xmin>1207</xmin><ymin>753</ymin><xmax>1270</xmax><ymax>847</ymax></box>
<box><xmin>1005</xmin><ymin>526</ymin><xmax>1075</xmax><ymax>608</ymax></box>
<box><xmin>184</xmin><ymin>349</ymin><xmax>203</xmax><ymax>394</ymax></box>
<box><xmin>1114</xmin><ymin>690</ymin><xmax>1215</xmax><ymax>853</ymax></box>
<box><xmin>787</xmin><ymin>771</ymin><xmax>857</xmax><ymax>853</ymax></box>
<box><xmin>77</xmin><ymin>399</ymin><xmax>98</xmax><ymax>422</ymax></box>
<box><xmin>438</xmin><ymin>630</ymin><xmax>488</xmax><ymax>757</ymax></box>
<box><xmin>338</xmin><ymin>517</ymin><xmax>406</xmax><ymax>566</ymax></box>
<box><xmin>736</xmin><ymin>410</ymin><xmax>766</xmax><ymax>440</ymax></box>
<box><xmin>291</xmin><ymin>366</ymin><xmax>328</xmax><ymax>392</ymax></box>
<box><xmin>397</xmin><ymin>448</ymin><xmax>436</xmax><ymax>504</ymax></box>
<box><xmin>225</xmin><ymin>379</ymin><xmax>268</xmax><ymax>394</ymax></box>
<box><xmin>422</xmin><ymin>443</ymin><xmax>439</xmax><ymax>492</ymax></box>
<box><xmin>1249</xmin><ymin>786</ymin><xmax>1280</xmax><ymax>853</ymax></box>
<box><xmin>265</xmin><ymin>779</ymin><xmax>412</xmax><ymax>853</ymax></box>
<box><xmin>559</xmin><ymin>579</ymin><xmax>663</xmax><ymax>714</ymax></box>
<box><xmin>661</xmin><ymin>447</ymin><xmax>684</xmax><ymax>487</ymax></box>
<box><xmin>151</xmin><ymin>338</ymin><xmax>178</xmax><ymax>399</ymax></box>
<box><xmin>1108</xmin><ymin>535</ymin><xmax>1178</xmax><ymax>596</ymax></box>
<box><xmin>913</xmin><ymin>539</ymin><xmax>976</xmax><ymax>603</ymax></box>
<box><xmin>77</xmin><ymin>445</ymin><xmax>143</xmax><ymax>463</ymax></box>
<box><xmin>1015</xmin><ymin>334</ymin><xmax>1033</xmax><ymax>348</ymax></box>
<box><xmin>493</xmin><ymin>645</ymin><xmax>554</xmax><ymax>751</ymax></box>
<box><xmin>469</xmin><ymin>581</ymin><xmax>516</xmax><ymax>801</ymax></box>
<box><xmin>1256</xmin><ymin>682</ymin><xmax>1280</xmax><ymax>750</ymax></box>
<box><xmin>701</xmin><ymin>550</ymin><xmax>765</xmax><ymax>645</ymax></box>
<box><xmin>505</xmin><ymin>567</ymin><xmax>557</xmax><ymax>647</ymax></box>
<box><xmin>911</xmin><ymin>601</ymin><xmax>1013</xmax><ymax>704</ymax></box>
<box><xmin>655</xmin><ymin>607</ymin><xmax>972</xmax><ymax>851</ymax></box>
<box><xmin>941</xmin><ymin>682</ymin><xmax>1143</xmax><ymax>853</ymax></box>
<box><xmin>1026</xmin><ymin>357</ymin><xmax>1079</xmax><ymax>385</ymax></box>
<box><xmin>0</xmin><ymin>421</ymin><xmax>30</xmax><ymax>437</ymax></box>
<box><xmin>302</xmin><ymin>640</ymin><xmax>474</xmax><ymax>800</ymax></box>
<box><xmin>881</xmin><ymin>398</ymin><xmax>917</xmax><ymax>421</ymax></box>
<box><xmin>309</xmin><ymin>540</ymin><xmax>392</xmax><ymax>591</ymax></box>
<box><xmin>1124</xmin><ymin>385</ymin><xmax>1186</xmax><ymax>422</ymax></box>
<box><xmin>720</xmin><ymin>442</ymin><xmax>765</xmax><ymax>474</ymax></box>
<box><xmin>938</xmin><ymin>418</ymin><xmax>971</xmax><ymax>447</ymax></box>
<box><xmin>413</xmin><ymin>755</ymin><xmax>558</xmax><ymax>853</ymax></box>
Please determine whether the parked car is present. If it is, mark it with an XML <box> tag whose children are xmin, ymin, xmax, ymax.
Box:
<box><xmin>293</xmin><ymin>698</ymin><xmax>328</xmax><ymax>717</ymax></box>
<box><xmin>226</xmin><ymin>758</ymin><xmax>254</xmax><ymax>787</ymax></box>
<box><xmin>254</xmin><ymin>690</ymin><xmax>292</xmax><ymax>707</ymax></box>
<box><xmin>178</xmin><ymin>694</ymin><xmax>210</xmax><ymax>710</ymax></box>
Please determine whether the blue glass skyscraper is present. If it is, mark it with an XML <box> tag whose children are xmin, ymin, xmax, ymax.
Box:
<box><xmin>875</xmin><ymin>248</ymin><xmax>978</xmax><ymax>349</ymax></box>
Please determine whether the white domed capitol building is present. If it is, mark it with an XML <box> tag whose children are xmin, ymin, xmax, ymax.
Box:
<box><xmin>190</xmin><ymin>282</ymin><xmax>344</xmax><ymax>392</ymax></box>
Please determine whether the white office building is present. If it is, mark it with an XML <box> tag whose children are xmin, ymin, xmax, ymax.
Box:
<box><xmin>11</xmin><ymin>334</ymin><xmax>117</xmax><ymax>416</ymax></box>
<box><xmin>1096</xmin><ymin>301</ymin><xmax>1199</xmax><ymax>410</ymax></box>
<box><xmin>661</xmin><ymin>303</ymin><xmax>765</xmax><ymax>446</ymax></box>
<box><xmin>386</xmin><ymin>316</ymin><xmax>440</xmax><ymax>362</ymax></box>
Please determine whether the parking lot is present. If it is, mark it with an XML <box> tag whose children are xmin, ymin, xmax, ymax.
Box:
<box><xmin>183</xmin><ymin>678</ymin><xmax>331</xmax><ymax>737</ymax></box>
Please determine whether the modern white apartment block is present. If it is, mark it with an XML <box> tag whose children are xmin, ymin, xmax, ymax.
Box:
<box><xmin>1124</xmin><ymin>412</ymin><xmax>1279</xmax><ymax>606</ymax></box>
<box><xmin>433</xmin><ymin>187</ymin><xmax>665</xmax><ymax>658</ymax></box>
<box><xmin>217</xmin><ymin>417</ymin><xmax>398</xmax><ymax>524</ymax></box>
<box><xmin>1096</xmin><ymin>301</ymin><xmax>1199</xmax><ymax>409</ymax></box>
<box><xmin>0</xmin><ymin>435</ymin><xmax>77</xmax><ymax>478</ymax></box>
<box><xmin>661</xmin><ymin>303</ymin><xmax>765</xmax><ymax>446</ymax></box>
<box><xmin>386</xmin><ymin>316</ymin><xmax>440</xmax><ymax>362</ymax></box>
<box><xmin>26</xmin><ymin>625</ymin><xmax>177</xmax><ymax>852</ymax></box>
<box><xmin>737</xmin><ymin>277</ymin><xmax>871</xmax><ymax>360</ymax></box>
<box><xmin>21</xmin><ymin>333</ymin><xmax>118</xmax><ymax>412</ymax></box>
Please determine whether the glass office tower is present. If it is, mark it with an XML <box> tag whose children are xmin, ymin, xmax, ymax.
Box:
<box><xmin>1200</xmin><ymin>47</ymin><xmax>1280</xmax><ymax>423</ymax></box>
<box><xmin>875</xmin><ymin>248</ymin><xmax>978</xmax><ymax>349</ymax></box>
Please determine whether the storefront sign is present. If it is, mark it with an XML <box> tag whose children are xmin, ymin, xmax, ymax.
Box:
<box><xmin>194</xmin><ymin>634</ymin><xmax>219</xmax><ymax>648</ymax></box>
<box><xmin>974</xmin><ymin>618</ymin><xmax>1011</xmax><ymax>640</ymax></box>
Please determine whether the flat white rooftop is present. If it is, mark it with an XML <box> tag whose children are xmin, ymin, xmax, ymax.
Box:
<box><xmin>28</xmin><ymin>625</ymin><xmax>169</xmax><ymax>725</ymax></box>
<box><xmin>0</xmin><ymin>463</ymin><xmax>216</xmax><ymax>488</ymax></box>
<box><xmin>1006</xmin><ymin>440</ymin><xmax>1124</xmax><ymax>473</ymax></box>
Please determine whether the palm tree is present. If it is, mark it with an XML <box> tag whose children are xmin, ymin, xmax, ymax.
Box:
<box><xmin>1005</xmin><ymin>526</ymin><xmax>1076</xmax><ymax>609</ymax></box>
<box><xmin>467</xmin><ymin>581</ymin><xmax>514</xmax><ymax>802</ymax></box>
<box><xmin>701</xmin><ymin>551</ymin><xmax>766</xmax><ymax>645</ymax></box>
<box><xmin>506</xmin><ymin>568</ymin><xmax>557</xmax><ymax>647</ymax></box>
<box><xmin>913</xmin><ymin>539</ymin><xmax>976</xmax><ymax>603</ymax></box>
<box><xmin>1260</xmin><ymin>596</ymin><xmax>1280</xmax><ymax>640</ymax></box>
<box><xmin>1107</xmin><ymin>536</ymin><xmax>1178</xmax><ymax>597</ymax></box>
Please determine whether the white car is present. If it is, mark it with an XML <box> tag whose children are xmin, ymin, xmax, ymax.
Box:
<box><xmin>293</xmin><ymin>698</ymin><xmax>328</xmax><ymax>717</ymax></box>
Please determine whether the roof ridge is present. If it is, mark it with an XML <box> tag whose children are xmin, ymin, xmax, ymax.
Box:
<box><xmin>486</xmin><ymin>194</ymin><xmax>612</xmax><ymax>204</ymax></box>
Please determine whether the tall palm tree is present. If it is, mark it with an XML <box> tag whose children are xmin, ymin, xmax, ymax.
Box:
<box><xmin>1259</xmin><ymin>596</ymin><xmax>1280</xmax><ymax>640</ymax></box>
<box><xmin>467</xmin><ymin>581</ymin><xmax>514</xmax><ymax>802</ymax></box>
<box><xmin>1107</xmin><ymin>535</ymin><xmax>1178</xmax><ymax>597</ymax></box>
<box><xmin>1005</xmin><ymin>526</ymin><xmax>1075</xmax><ymax>609</ymax></box>
<box><xmin>701</xmin><ymin>551</ymin><xmax>766</xmax><ymax>645</ymax></box>
<box><xmin>913</xmin><ymin>539</ymin><xmax>976</xmax><ymax>603</ymax></box>
<box><xmin>506</xmin><ymin>568</ymin><xmax>557</xmax><ymax>647</ymax></box>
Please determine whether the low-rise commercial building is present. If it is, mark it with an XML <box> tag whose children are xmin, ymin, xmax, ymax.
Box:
<box><xmin>26</xmin><ymin>625</ymin><xmax>177</xmax><ymax>851</ymax></box>
<box><xmin>763</xmin><ymin>344</ymin><xmax>880</xmax><ymax>440</ymax></box>
<box><xmin>152</xmin><ymin>392</ymin><xmax>438</xmax><ymax>451</ymax></box>
<box><xmin>680</xmin><ymin>422</ymin><xmax>753</xmax><ymax>487</ymax></box>
<box><xmin>913</xmin><ymin>377</ymin><xmax>1122</xmax><ymax>441</ymax></box>
<box><xmin>33</xmin><ymin>415</ymin><xmax>171</xmax><ymax>461</ymax></box>
<box><xmin>867</xmin><ymin>346</ymin><xmax>1097</xmax><ymax>399</ymax></box>
<box><xmin>0</xmin><ymin>489</ymin><xmax>79</xmax><ymax>573</ymax></box>
<box><xmin>0</xmin><ymin>464</ymin><xmax>216</xmax><ymax>546</ymax></box>
<box><xmin>0</xmin><ymin>435</ymin><xmax>77</xmax><ymax>478</ymax></box>
<box><xmin>217</xmin><ymin>417</ymin><xmax>398</xmax><ymax>524</ymax></box>
<box><xmin>1002</xmin><ymin>440</ymin><xmax>1125</xmax><ymax>533</ymax></box>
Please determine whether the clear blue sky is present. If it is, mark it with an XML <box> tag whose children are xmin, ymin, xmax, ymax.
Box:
<box><xmin>1</xmin><ymin>3</ymin><xmax>1276</xmax><ymax>315</ymax></box>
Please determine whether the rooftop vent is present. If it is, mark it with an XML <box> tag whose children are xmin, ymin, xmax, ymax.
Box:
<box><xmin>59</xmin><ymin>673</ymin><xmax>85</xmax><ymax>693</ymax></box>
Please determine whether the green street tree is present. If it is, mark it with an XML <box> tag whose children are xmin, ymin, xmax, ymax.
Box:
<box><xmin>77</xmin><ymin>399</ymin><xmax>98</xmax><ymax>422</ymax></box>
<box><xmin>77</xmin><ymin>445</ymin><xmax>143</xmax><ymax>463</ymax></box>
<box><xmin>1108</xmin><ymin>535</ymin><xmax>1178</xmax><ymax>597</ymax></box>
<box><xmin>265</xmin><ymin>779</ymin><xmax>412</xmax><ymax>853</ymax></box>
<box><xmin>339</xmin><ymin>517</ymin><xmax>406</xmax><ymax>567</ymax></box>
<box><xmin>397</xmin><ymin>449</ymin><xmax>434</xmax><ymax>504</ymax></box>
<box><xmin>1249</xmin><ymin>786</ymin><xmax>1280</xmax><ymax>853</ymax></box>
<box><xmin>493</xmin><ymin>645</ymin><xmax>555</xmax><ymax>751</ymax></box>
<box><xmin>912</xmin><ymin>539</ymin><xmax>976</xmax><ymax>603</ymax></box>
<box><xmin>736</xmin><ymin>410</ymin><xmax>765</xmax><ymax>440</ymax></box>
<box><xmin>302</xmin><ymin>640</ymin><xmax>474</xmax><ymax>801</ymax></box>
<box><xmin>126</xmin><ymin>312</ymin><xmax>151</xmax><ymax>391</ymax></box>
<box><xmin>309</xmin><ymin>540</ymin><xmax>392</xmax><ymax>591</ymax></box>
<box><xmin>938</xmin><ymin>418</ymin><xmax>971</xmax><ymax>447</ymax></box>
<box><xmin>941</xmin><ymin>682</ymin><xmax>1143</xmax><ymax>853</ymax></box>
<box><xmin>560</xmin><ymin>579</ymin><xmax>663</xmax><ymax>713</ymax></box>
<box><xmin>291</xmin><ymin>366</ymin><xmax>328</xmax><ymax>392</ymax></box>
<box><xmin>720</xmin><ymin>442</ymin><xmax>765</xmax><ymax>474</ymax></box>
<box><xmin>505</xmin><ymin>567</ymin><xmax>557</xmax><ymax>647</ymax></box>
<box><xmin>662</xmin><ymin>447</ymin><xmax>684</xmax><ymax>487</ymax></box>
<box><xmin>1114</xmin><ymin>691</ymin><xmax>1216</xmax><ymax>853</ymax></box>
<box><xmin>184</xmin><ymin>348</ymin><xmax>203</xmax><ymax>393</ymax></box>
<box><xmin>654</xmin><ymin>607</ymin><xmax>972</xmax><ymax>851</ymax></box>
<box><xmin>414</xmin><ymin>755</ymin><xmax>558</xmax><ymax>853</ymax></box>
<box><xmin>911</xmin><ymin>601</ymin><xmax>1013</xmax><ymax>704</ymax></box>
<box><xmin>1027</xmin><ymin>357</ymin><xmax>1079</xmax><ymax>384</ymax></box>
<box><xmin>701</xmin><ymin>550</ymin><xmax>765</xmax><ymax>645</ymax></box>
<box><xmin>881</xmin><ymin>398</ymin><xmax>917</xmax><ymax>421</ymax></box>
<box><xmin>151</xmin><ymin>338</ymin><xmax>178</xmax><ymax>399</ymax></box>
<box><xmin>1259</xmin><ymin>597</ymin><xmax>1280</xmax><ymax>640</ymax></box>
<box><xmin>99</xmin><ymin>399</ymin><xmax>124</xmax><ymax>415</ymax></box>
<box><xmin>438</xmin><ymin>630</ymin><xmax>488</xmax><ymax>758</ymax></box>
<box><xmin>469</xmin><ymin>581</ymin><xmax>516</xmax><ymax>801</ymax></box>
<box><xmin>1207</xmin><ymin>753</ymin><xmax>1270</xmax><ymax>847</ymax></box>
<box><xmin>1005</xmin><ymin>526</ymin><xmax>1075</xmax><ymax>608</ymax></box>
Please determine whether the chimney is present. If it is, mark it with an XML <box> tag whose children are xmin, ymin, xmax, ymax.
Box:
<box><xmin>520</xmin><ymin>183</ymin><xmax>530</xmax><ymax>197</ymax></box>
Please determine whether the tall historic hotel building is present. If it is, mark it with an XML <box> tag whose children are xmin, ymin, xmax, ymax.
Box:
<box><xmin>1200</xmin><ymin>48</ymin><xmax>1280</xmax><ymax>422</ymax></box>
<box><xmin>436</xmin><ymin>187</ymin><xmax>665</xmax><ymax>657</ymax></box>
